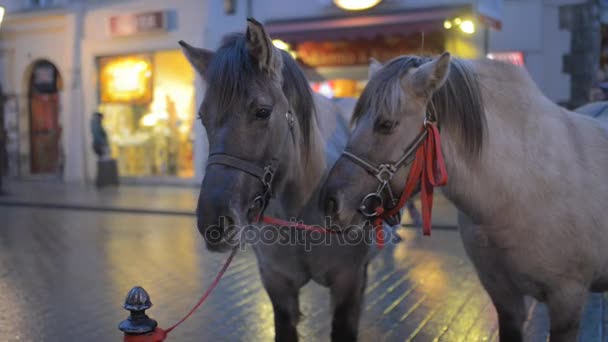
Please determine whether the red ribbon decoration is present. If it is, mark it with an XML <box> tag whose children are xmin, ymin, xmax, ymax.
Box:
<box><xmin>374</xmin><ymin>122</ymin><xmax>448</xmax><ymax>246</ymax></box>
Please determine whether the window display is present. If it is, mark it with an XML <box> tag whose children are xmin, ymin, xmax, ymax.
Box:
<box><xmin>97</xmin><ymin>50</ymin><xmax>195</xmax><ymax>178</ymax></box>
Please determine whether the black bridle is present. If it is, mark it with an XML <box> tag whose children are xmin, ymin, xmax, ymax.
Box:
<box><xmin>205</xmin><ymin>111</ymin><xmax>295</xmax><ymax>217</ymax></box>
<box><xmin>341</xmin><ymin>115</ymin><xmax>434</xmax><ymax>218</ymax></box>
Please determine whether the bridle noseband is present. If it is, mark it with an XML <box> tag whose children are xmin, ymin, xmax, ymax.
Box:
<box><xmin>342</xmin><ymin>115</ymin><xmax>434</xmax><ymax>218</ymax></box>
<box><xmin>205</xmin><ymin>111</ymin><xmax>295</xmax><ymax>217</ymax></box>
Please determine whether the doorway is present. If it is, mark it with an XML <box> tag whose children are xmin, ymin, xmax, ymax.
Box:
<box><xmin>28</xmin><ymin>60</ymin><xmax>63</xmax><ymax>175</ymax></box>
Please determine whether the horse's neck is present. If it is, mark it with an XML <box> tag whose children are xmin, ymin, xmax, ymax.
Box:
<box><xmin>441</xmin><ymin>63</ymin><xmax>568</xmax><ymax>223</ymax></box>
<box><xmin>275</xmin><ymin>95</ymin><xmax>353</xmax><ymax>223</ymax></box>
<box><xmin>438</xmin><ymin>63</ymin><xmax>602</xmax><ymax>225</ymax></box>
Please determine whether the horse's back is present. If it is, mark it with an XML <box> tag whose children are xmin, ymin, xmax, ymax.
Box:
<box><xmin>313</xmin><ymin>94</ymin><xmax>356</xmax><ymax>163</ymax></box>
<box><xmin>575</xmin><ymin>101</ymin><xmax>608</xmax><ymax>129</ymax></box>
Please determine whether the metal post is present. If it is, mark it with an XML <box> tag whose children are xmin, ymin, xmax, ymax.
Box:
<box><xmin>119</xmin><ymin>286</ymin><xmax>166</xmax><ymax>342</ymax></box>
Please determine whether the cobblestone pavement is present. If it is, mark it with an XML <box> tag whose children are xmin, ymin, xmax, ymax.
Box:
<box><xmin>0</xmin><ymin>181</ymin><xmax>606</xmax><ymax>341</ymax></box>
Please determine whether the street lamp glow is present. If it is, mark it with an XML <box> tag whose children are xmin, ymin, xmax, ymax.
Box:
<box><xmin>0</xmin><ymin>7</ymin><xmax>5</xmax><ymax>26</ymax></box>
<box><xmin>460</xmin><ymin>20</ymin><xmax>475</xmax><ymax>34</ymax></box>
<box><xmin>333</xmin><ymin>0</ymin><xmax>382</xmax><ymax>11</ymax></box>
<box><xmin>272</xmin><ymin>39</ymin><xmax>290</xmax><ymax>51</ymax></box>
<box><xmin>443</xmin><ymin>20</ymin><xmax>452</xmax><ymax>29</ymax></box>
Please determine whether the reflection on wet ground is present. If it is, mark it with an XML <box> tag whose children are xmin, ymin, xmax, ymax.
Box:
<box><xmin>0</xmin><ymin>205</ymin><xmax>606</xmax><ymax>341</ymax></box>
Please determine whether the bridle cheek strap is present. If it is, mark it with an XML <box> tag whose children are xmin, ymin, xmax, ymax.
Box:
<box><xmin>374</xmin><ymin>122</ymin><xmax>448</xmax><ymax>245</ymax></box>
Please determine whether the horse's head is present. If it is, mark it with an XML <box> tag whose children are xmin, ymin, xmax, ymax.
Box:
<box><xmin>181</xmin><ymin>18</ymin><xmax>312</xmax><ymax>252</ymax></box>
<box><xmin>322</xmin><ymin>53</ymin><xmax>453</xmax><ymax>228</ymax></box>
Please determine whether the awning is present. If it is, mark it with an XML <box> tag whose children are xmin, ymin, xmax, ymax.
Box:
<box><xmin>265</xmin><ymin>6</ymin><xmax>470</xmax><ymax>43</ymax></box>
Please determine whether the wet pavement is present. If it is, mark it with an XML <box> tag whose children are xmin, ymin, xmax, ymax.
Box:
<box><xmin>0</xmin><ymin>180</ymin><xmax>607</xmax><ymax>341</ymax></box>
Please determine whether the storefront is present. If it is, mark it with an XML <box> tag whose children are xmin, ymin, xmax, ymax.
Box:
<box><xmin>96</xmin><ymin>50</ymin><xmax>196</xmax><ymax>178</ymax></box>
<box><xmin>264</xmin><ymin>6</ymin><xmax>482</xmax><ymax>98</ymax></box>
<box><xmin>80</xmin><ymin>1</ymin><xmax>209</xmax><ymax>184</ymax></box>
<box><xmin>211</xmin><ymin>1</ymin><xmax>493</xmax><ymax>100</ymax></box>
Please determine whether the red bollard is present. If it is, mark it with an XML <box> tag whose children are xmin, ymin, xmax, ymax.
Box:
<box><xmin>119</xmin><ymin>286</ymin><xmax>167</xmax><ymax>342</ymax></box>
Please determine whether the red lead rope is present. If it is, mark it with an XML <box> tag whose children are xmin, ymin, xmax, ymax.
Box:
<box><xmin>374</xmin><ymin>122</ymin><xmax>448</xmax><ymax>243</ymax></box>
<box><xmin>138</xmin><ymin>218</ymin><xmax>334</xmax><ymax>341</ymax></box>
<box><xmin>128</xmin><ymin>248</ymin><xmax>237</xmax><ymax>342</ymax></box>
<box><xmin>126</xmin><ymin>124</ymin><xmax>445</xmax><ymax>341</ymax></box>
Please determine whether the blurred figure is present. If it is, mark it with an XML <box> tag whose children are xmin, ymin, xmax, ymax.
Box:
<box><xmin>90</xmin><ymin>112</ymin><xmax>109</xmax><ymax>160</ymax></box>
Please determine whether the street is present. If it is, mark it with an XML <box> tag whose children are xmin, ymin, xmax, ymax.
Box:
<box><xmin>0</xmin><ymin>181</ymin><xmax>606</xmax><ymax>341</ymax></box>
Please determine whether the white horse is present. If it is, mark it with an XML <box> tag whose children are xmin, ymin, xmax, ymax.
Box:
<box><xmin>321</xmin><ymin>53</ymin><xmax>608</xmax><ymax>341</ymax></box>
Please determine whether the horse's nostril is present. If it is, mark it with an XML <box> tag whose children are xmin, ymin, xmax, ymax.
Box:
<box><xmin>220</xmin><ymin>215</ymin><xmax>235</xmax><ymax>229</ymax></box>
<box><xmin>204</xmin><ymin>225</ymin><xmax>224</xmax><ymax>244</ymax></box>
<box><xmin>325</xmin><ymin>196</ymin><xmax>339</xmax><ymax>217</ymax></box>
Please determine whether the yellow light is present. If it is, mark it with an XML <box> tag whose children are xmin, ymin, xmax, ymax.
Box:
<box><xmin>272</xmin><ymin>39</ymin><xmax>290</xmax><ymax>51</ymax></box>
<box><xmin>99</xmin><ymin>56</ymin><xmax>153</xmax><ymax>103</ymax></box>
<box><xmin>454</xmin><ymin>17</ymin><xmax>462</xmax><ymax>25</ymax></box>
<box><xmin>443</xmin><ymin>20</ymin><xmax>452</xmax><ymax>29</ymax></box>
<box><xmin>105</xmin><ymin>59</ymin><xmax>151</xmax><ymax>92</ymax></box>
<box><xmin>333</xmin><ymin>0</ymin><xmax>382</xmax><ymax>11</ymax></box>
<box><xmin>0</xmin><ymin>7</ymin><xmax>5</xmax><ymax>27</ymax></box>
<box><xmin>460</xmin><ymin>20</ymin><xmax>475</xmax><ymax>34</ymax></box>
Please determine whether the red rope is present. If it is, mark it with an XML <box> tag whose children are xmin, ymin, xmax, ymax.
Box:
<box><xmin>123</xmin><ymin>131</ymin><xmax>443</xmax><ymax>340</ymax></box>
<box><xmin>136</xmin><ymin>248</ymin><xmax>237</xmax><ymax>341</ymax></box>
<box><xmin>377</xmin><ymin>122</ymin><xmax>448</xmax><ymax>237</ymax></box>
<box><xmin>260</xmin><ymin>216</ymin><xmax>337</xmax><ymax>234</ymax></box>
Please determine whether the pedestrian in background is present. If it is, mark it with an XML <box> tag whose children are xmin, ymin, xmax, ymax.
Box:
<box><xmin>90</xmin><ymin>112</ymin><xmax>109</xmax><ymax>160</ymax></box>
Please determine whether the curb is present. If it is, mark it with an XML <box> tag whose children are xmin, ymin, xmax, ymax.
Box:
<box><xmin>0</xmin><ymin>200</ymin><xmax>194</xmax><ymax>217</ymax></box>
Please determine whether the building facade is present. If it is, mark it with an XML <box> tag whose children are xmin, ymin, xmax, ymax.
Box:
<box><xmin>0</xmin><ymin>0</ymin><xmax>209</xmax><ymax>184</ymax></box>
<box><xmin>0</xmin><ymin>0</ymin><xmax>597</xmax><ymax>185</ymax></box>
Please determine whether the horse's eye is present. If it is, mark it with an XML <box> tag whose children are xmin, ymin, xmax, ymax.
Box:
<box><xmin>376</xmin><ymin>119</ymin><xmax>398</xmax><ymax>133</ymax></box>
<box><xmin>255</xmin><ymin>108</ymin><xmax>272</xmax><ymax>120</ymax></box>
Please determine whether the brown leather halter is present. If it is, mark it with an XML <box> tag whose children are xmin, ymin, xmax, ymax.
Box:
<box><xmin>205</xmin><ymin>111</ymin><xmax>295</xmax><ymax>217</ymax></box>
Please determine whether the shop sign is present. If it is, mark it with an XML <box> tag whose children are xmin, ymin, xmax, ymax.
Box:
<box><xmin>98</xmin><ymin>55</ymin><xmax>153</xmax><ymax>104</ymax></box>
<box><xmin>295</xmin><ymin>32</ymin><xmax>444</xmax><ymax>68</ymax></box>
<box><xmin>487</xmin><ymin>51</ymin><xmax>524</xmax><ymax>66</ymax></box>
<box><xmin>108</xmin><ymin>11</ymin><xmax>166</xmax><ymax>37</ymax></box>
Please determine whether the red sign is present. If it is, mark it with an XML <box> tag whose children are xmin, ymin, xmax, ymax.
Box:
<box><xmin>109</xmin><ymin>11</ymin><xmax>166</xmax><ymax>37</ymax></box>
<box><xmin>487</xmin><ymin>52</ymin><xmax>524</xmax><ymax>66</ymax></box>
<box><xmin>295</xmin><ymin>32</ymin><xmax>445</xmax><ymax>68</ymax></box>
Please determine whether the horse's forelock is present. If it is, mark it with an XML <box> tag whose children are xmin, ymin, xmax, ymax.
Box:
<box><xmin>204</xmin><ymin>33</ymin><xmax>314</xmax><ymax>149</ymax></box>
<box><xmin>352</xmin><ymin>55</ymin><xmax>486</xmax><ymax>158</ymax></box>
<box><xmin>352</xmin><ymin>57</ymin><xmax>424</xmax><ymax>126</ymax></box>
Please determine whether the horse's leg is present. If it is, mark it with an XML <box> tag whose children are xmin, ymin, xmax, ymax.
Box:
<box><xmin>329</xmin><ymin>264</ymin><xmax>367</xmax><ymax>342</ymax></box>
<box><xmin>260</xmin><ymin>268</ymin><xmax>301</xmax><ymax>342</ymax></box>
<box><xmin>484</xmin><ymin>279</ymin><xmax>526</xmax><ymax>342</ymax></box>
<box><xmin>458</xmin><ymin>213</ymin><xmax>526</xmax><ymax>342</ymax></box>
<box><xmin>547</xmin><ymin>283</ymin><xmax>587</xmax><ymax>342</ymax></box>
<box><xmin>472</xmin><ymin>258</ymin><xmax>525</xmax><ymax>341</ymax></box>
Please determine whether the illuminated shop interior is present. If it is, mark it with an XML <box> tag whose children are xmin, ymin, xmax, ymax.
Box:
<box><xmin>97</xmin><ymin>50</ymin><xmax>195</xmax><ymax>178</ymax></box>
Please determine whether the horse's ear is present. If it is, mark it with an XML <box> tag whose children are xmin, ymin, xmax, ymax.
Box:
<box><xmin>179</xmin><ymin>40</ymin><xmax>214</xmax><ymax>77</ymax></box>
<box><xmin>246</xmin><ymin>17</ymin><xmax>283</xmax><ymax>80</ymax></box>
<box><xmin>369</xmin><ymin>58</ymin><xmax>383</xmax><ymax>78</ymax></box>
<box><xmin>407</xmin><ymin>52</ymin><xmax>451</xmax><ymax>95</ymax></box>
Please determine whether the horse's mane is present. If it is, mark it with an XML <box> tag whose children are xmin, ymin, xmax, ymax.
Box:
<box><xmin>352</xmin><ymin>55</ymin><xmax>486</xmax><ymax>157</ymax></box>
<box><xmin>204</xmin><ymin>33</ymin><xmax>315</xmax><ymax>147</ymax></box>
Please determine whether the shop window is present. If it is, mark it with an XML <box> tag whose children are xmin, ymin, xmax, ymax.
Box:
<box><xmin>97</xmin><ymin>50</ymin><xmax>195</xmax><ymax>178</ymax></box>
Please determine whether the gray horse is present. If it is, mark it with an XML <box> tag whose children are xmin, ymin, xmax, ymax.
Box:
<box><xmin>322</xmin><ymin>53</ymin><xmax>608</xmax><ymax>342</ymax></box>
<box><xmin>180</xmin><ymin>18</ymin><xmax>387</xmax><ymax>341</ymax></box>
